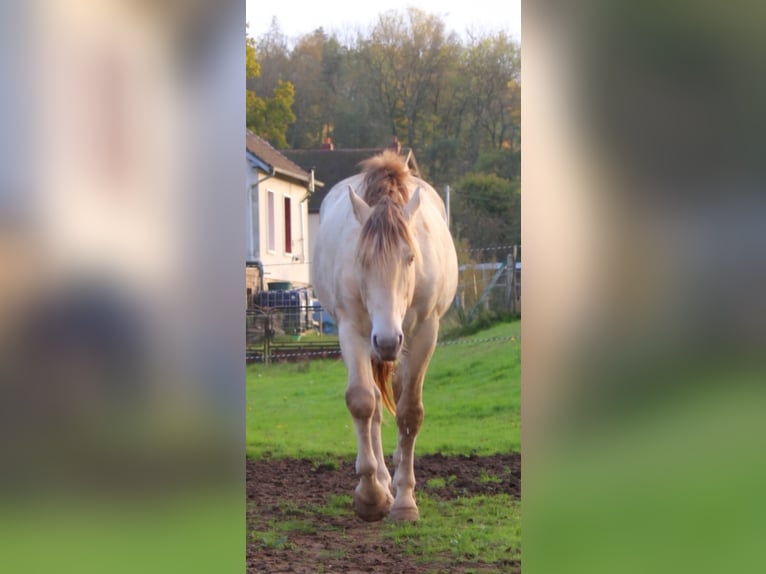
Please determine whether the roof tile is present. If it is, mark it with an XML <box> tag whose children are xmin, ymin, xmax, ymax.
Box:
<box><xmin>246</xmin><ymin>131</ymin><xmax>314</xmax><ymax>184</ymax></box>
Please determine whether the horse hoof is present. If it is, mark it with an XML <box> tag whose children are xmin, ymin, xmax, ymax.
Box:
<box><xmin>353</xmin><ymin>491</ymin><xmax>393</xmax><ymax>522</ymax></box>
<box><xmin>388</xmin><ymin>505</ymin><xmax>420</xmax><ymax>522</ymax></box>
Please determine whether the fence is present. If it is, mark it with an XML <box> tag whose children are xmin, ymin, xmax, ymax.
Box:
<box><xmin>455</xmin><ymin>245</ymin><xmax>521</xmax><ymax>319</ymax></box>
<box><xmin>246</xmin><ymin>301</ymin><xmax>520</xmax><ymax>365</ymax></box>
<box><xmin>246</xmin><ymin>305</ymin><xmax>340</xmax><ymax>364</ymax></box>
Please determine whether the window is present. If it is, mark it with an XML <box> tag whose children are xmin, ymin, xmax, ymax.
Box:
<box><xmin>267</xmin><ymin>191</ymin><xmax>275</xmax><ymax>252</ymax></box>
<box><xmin>284</xmin><ymin>196</ymin><xmax>292</xmax><ymax>254</ymax></box>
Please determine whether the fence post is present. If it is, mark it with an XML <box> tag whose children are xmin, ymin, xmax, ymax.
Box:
<box><xmin>509</xmin><ymin>246</ymin><xmax>519</xmax><ymax>316</ymax></box>
<box><xmin>444</xmin><ymin>184</ymin><xmax>451</xmax><ymax>233</ymax></box>
<box><xmin>507</xmin><ymin>253</ymin><xmax>514</xmax><ymax>313</ymax></box>
<box><xmin>264</xmin><ymin>311</ymin><xmax>271</xmax><ymax>366</ymax></box>
<box><xmin>514</xmin><ymin>245</ymin><xmax>520</xmax><ymax>315</ymax></box>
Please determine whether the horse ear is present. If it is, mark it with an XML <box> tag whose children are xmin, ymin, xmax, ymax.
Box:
<box><xmin>348</xmin><ymin>186</ymin><xmax>371</xmax><ymax>225</ymax></box>
<box><xmin>404</xmin><ymin>186</ymin><xmax>422</xmax><ymax>221</ymax></box>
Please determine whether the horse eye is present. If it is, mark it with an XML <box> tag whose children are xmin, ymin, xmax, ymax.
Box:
<box><xmin>407</xmin><ymin>254</ymin><xmax>415</xmax><ymax>265</ymax></box>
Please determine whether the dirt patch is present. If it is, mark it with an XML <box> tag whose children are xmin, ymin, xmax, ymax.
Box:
<box><xmin>247</xmin><ymin>453</ymin><xmax>521</xmax><ymax>573</ymax></box>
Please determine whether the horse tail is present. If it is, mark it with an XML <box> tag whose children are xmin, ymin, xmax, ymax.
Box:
<box><xmin>371</xmin><ymin>359</ymin><xmax>397</xmax><ymax>416</ymax></box>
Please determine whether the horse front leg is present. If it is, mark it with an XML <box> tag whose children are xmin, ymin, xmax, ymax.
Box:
<box><xmin>390</xmin><ymin>318</ymin><xmax>438</xmax><ymax>522</ymax></box>
<box><xmin>370</xmin><ymin>385</ymin><xmax>394</xmax><ymax>508</ymax></box>
<box><xmin>341</xmin><ymin>329</ymin><xmax>392</xmax><ymax>522</ymax></box>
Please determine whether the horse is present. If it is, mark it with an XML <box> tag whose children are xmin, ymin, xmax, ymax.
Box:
<box><xmin>312</xmin><ymin>150</ymin><xmax>458</xmax><ymax>522</ymax></box>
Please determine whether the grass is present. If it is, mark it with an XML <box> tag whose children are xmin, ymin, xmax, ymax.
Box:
<box><xmin>439</xmin><ymin>308</ymin><xmax>520</xmax><ymax>341</ymax></box>
<box><xmin>479</xmin><ymin>468</ymin><xmax>504</xmax><ymax>484</ymax></box>
<box><xmin>311</xmin><ymin>459</ymin><xmax>339</xmax><ymax>472</ymax></box>
<box><xmin>249</xmin><ymin>530</ymin><xmax>295</xmax><ymax>550</ymax></box>
<box><xmin>246</xmin><ymin>319</ymin><xmax>520</xmax><ymax>459</ymax></box>
<box><xmin>426</xmin><ymin>477</ymin><xmax>447</xmax><ymax>489</ymax></box>
<box><xmin>383</xmin><ymin>493</ymin><xmax>521</xmax><ymax>566</ymax></box>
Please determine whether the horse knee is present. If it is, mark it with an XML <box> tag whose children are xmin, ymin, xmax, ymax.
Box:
<box><xmin>397</xmin><ymin>403</ymin><xmax>424</xmax><ymax>435</ymax></box>
<box><xmin>346</xmin><ymin>384</ymin><xmax>375</xmax><ymax>420</ymax></box>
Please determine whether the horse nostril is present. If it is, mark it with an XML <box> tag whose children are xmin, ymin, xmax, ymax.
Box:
<box><xmin>397</xmin><ymin>334</ymin><xmax>403</xmax><ymax>346</ymax></box>
<box><xmin>373</xmin><ymin>335</ymin><xmax>378</xmax><ymax>348</ymax></box>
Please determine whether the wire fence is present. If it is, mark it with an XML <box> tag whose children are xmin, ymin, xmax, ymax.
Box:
<box><xmin>456</xmin><ymin>244</ymin><xmax>519</xmax><ymax>254</ymax></box>
<box><xmin>245</xmin><ymin>305</ymin><xmax>519</xmax><ymax>364</ymax></box>
<box><xmin>455</xmin><ymin>245</ymin><xmax>520</xmax><ymax>319</ymax></box>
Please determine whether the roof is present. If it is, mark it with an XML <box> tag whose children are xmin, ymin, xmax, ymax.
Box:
<box><xmin>246</xmin><ymin>131</ymin><xmax>322</xmax><ymax>186</ymax></box>
<box><xmin>282</xmin><ymin>147</ymin><xmax>420</xmax><ymax>213</ymax></box>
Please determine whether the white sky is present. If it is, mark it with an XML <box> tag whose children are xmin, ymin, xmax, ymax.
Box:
<box><xmin>246</xmin><ymin>0</ymin><xmax>521</xmax><ymax>44</ymax></box>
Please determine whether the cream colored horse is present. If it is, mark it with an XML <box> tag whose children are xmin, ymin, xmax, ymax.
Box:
<box><xmin>312</xmin><ymin>151</ymin><xmax>458</xmax><ymax>521</ymax></box>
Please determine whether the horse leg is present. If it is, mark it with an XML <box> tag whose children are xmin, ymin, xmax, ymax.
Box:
<box><xmin>389</xmin><ymin>317</ymin><xmax>438</xmax><ymax>522</ymax></box>
<box><xmin>392</xmin><ymin>367</ymin><xmax>404</xmax><ymax>472</ymax></box>
<box><xmin>341</xmin><ymin>328</ymin><xmax>392</xmax><ymax>521</ymax></box>
<box><xmin>370</xmin><ymin>384</ymin><xmax>394</xmax><ymax>499</ymax></box>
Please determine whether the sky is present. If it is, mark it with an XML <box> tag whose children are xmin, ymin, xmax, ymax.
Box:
<box><xmin>246</xmin><ymin>0</ymin><xmax>521</xmax><ymax>44</ymax></box>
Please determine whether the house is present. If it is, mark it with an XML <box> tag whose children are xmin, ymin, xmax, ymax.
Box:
<box><xmin>246</xmin><ymin>131</ymin><xmax>323</xmax><ymax>305</ymax></box>
<box><xmin>281</xmin><ymin>136</ymin><xmax>420</xmax><ymax>260</ymax></box>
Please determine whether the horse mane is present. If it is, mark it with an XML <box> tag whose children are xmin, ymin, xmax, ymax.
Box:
<box><xmin>356</xmin><ymin>150</ymin><xmax>416</xmax><ymax>269</ymax></box>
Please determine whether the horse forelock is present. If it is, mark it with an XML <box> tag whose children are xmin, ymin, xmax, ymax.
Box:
<box><xmin>359</xmin><ymin>149</ymin><xmax>410</xmax><ymax>208</ymax></box>
<box><xmin>357</xmin><ymin>198</ymin><xmax>416</xmax><ymax>269</ymax></box>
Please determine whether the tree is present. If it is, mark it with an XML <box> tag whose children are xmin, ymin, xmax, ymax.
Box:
<box><xmin>283</xmin><ymin>28</ymin><xmax>348</xmax><ymax>149</ymax></box>
<box><xmin>452</xmin><ymin>173</ymin><xmax>520</xmax><ymax>250</ymax></box>
<box><xmin>246</xmin><ymin>27</ymin><xmax>295</xmax><ymax>147</ymax></box>
<box><xmin>461</xmin><ymin>32</ymin><xmax>521</xmax><ymax>153</ymax></box>
<box><xmin>473</xmin><ymin>147</ymin><xmax>521</xmax><ymax>181</ymax></box>
<box><xmin>360</xmin><ymin>8</ymin><xmax>460</xmax><ymax>150</ymax></box>
<box><xmin>246</xmin><ymin>33</ymin><xmax>260</xmax><ymax>79</ymax></box>
<box><xmin>329</xmin><ymin>41</ymin><xmax>391</xmax><ymax>148</ymax></box>
<box><xmin>247</xmin><ymin>80</ymin><xmax>296</xmax><ymax>148</ymax></box>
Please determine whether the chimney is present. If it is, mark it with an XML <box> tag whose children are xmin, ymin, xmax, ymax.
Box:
<box><xmin>320</xmin><ymin>136</ymin><xmax>334</xmax><ymax>151</ymax></box>
<box><xmin>387</xmin><ymin>135</ymin><xmax>401</xmax><ymax>154</ymax></box>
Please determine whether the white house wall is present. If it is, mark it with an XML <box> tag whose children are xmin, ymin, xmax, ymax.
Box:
<box><xmin>308</xmin><ymin>212</ymin><xmax>320</xmax><ymax>275</ymax></box>
<box><xmin>256</xmin><ymin>175</ymin><xmax>310</xmax><ymax>287</ymax></box>
<box><xmin>245</xmin><ymin>158</ymin><xmax>260</xmax><ymax>262</ymax></box>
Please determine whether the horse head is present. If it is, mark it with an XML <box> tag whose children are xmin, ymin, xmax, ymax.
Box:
<box><xmin>349</xmin><ymin>185</ymin><xmax>421</xmax><ymax>361</ymax></box>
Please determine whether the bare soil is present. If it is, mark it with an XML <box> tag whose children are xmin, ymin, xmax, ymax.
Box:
<box><xmin>247</xmin><ymin>453</ymin><xmax>521</xmax><ymax>573</ymax></box>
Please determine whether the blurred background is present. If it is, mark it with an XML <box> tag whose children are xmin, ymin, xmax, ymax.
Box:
<box><xmin>1</xmin><ymin>1</ymin><xmax>243</xmax><ymax>572</ymax></box>
<box><xmin>524</xmin><ymin>1</ymin><xmax>766</xmax><ymax>573</ymax></box>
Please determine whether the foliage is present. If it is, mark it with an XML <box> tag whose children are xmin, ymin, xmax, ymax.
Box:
<box><xmin>452</xmin><ymin>172</ymin><xmax>520</xmax><ymax>248</ymax></box>
<box><xmin>461</xmin><ymin>32</ymin><xmax>521</xmax><ymax>152</ymax></box>
<box><xmin>246</xmin><ymin>13</ymin><xmax>520</xmax><ymax>159</ymax></box>
<box><xmin>246</xmin><ymin>35</ymin><xmax>260</xmax><ymax>79</ymax></box>
<box><xmin>359</xmin><ymin>8</ymin><xmax>461</xmax><ymax>151</ymax></box>
<box><xmin>246</xmin><ymin>80</ymin><xmax>296</xmax><ymax>149</ymax></box>
<box><xmin>246</xmin><ymin>320</ymin><xmax>520</xmax><ymax>459</ymax></box>
<box><xmin>472</xmin><ymin>147</ymin><xmax>521</xmax><ymax>181</ymax></box>
<box><xmin>246</xmin><ymin>31</ymin><xmax>296</xmax><ymax>147</ymax></box>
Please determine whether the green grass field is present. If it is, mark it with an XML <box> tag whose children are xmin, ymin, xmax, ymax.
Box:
<box><xmin>247</xmin><ymin>319</ymin><xmax>521</xmax><ymax>570</ymax></box>
<box><xmin>246</xmin><ymin>320</ymin><xmax>520</xmax><ymax>459</ymax></box>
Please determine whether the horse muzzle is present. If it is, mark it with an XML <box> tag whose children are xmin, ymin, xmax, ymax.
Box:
<box><xmin>372</xmin><ymin>332</ymin><xmax>403</xmax><ymax>361</ymax></box>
